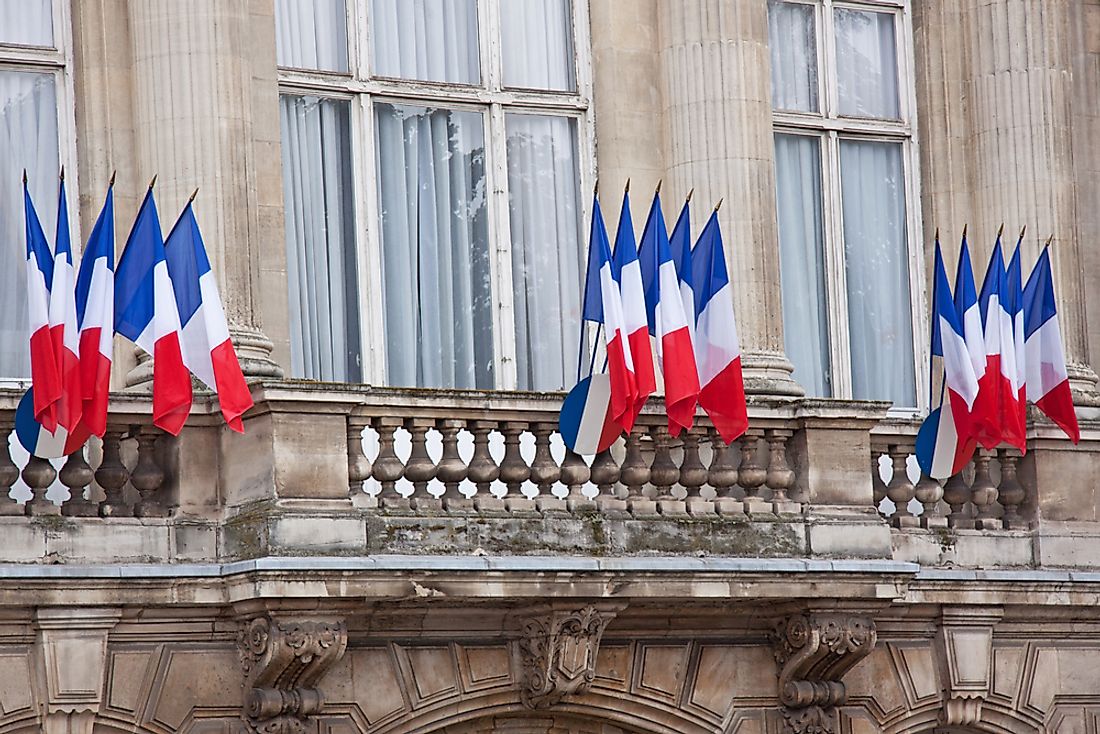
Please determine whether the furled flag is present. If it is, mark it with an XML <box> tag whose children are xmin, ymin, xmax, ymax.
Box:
<box><xmin>23</xmin><ymin>175</ymin><xmax>61</xmax><ymax>432</ymax></box>
<box><xmin>164</xmin><ymin>197</ymin><xmax>253</xmax><ymax>432</ymax></box>
<box><xmin>612</xmin><ymin>186</ymin><xmax>656</xmax><ymax>430</ymax></box>
<box><xmin>1023</xmin><ymin>245</ymin><xmax>1079</xmax><ymax>443</ymax></box>
<box><xmin>74</xmin><ymin>178</ymin><xmax>116</xmax><ymax>439</ymax></box>
<box><xmin>668</xmin><ymin>194</ymin><xmax>695</xmax><ymax>344</ymax></box>
<box><xmin>916</xmin><ymin>239</ymin><xmax>980</xmax><ymax>478</ymax></box>
<box><xmin>48</xmin><ymin>173</ymin><xmax>84</xmax><ymax>448</ymax></box>
<box><xmin>690</xmin><ymin>206</ymin><xmax>747</xmax><ymax>444</ymax></box>
<box><xmin>115</xmin><ymin>182</ymin><xmax>193</xmax><ymax>435</ymax></box>
<box><xmin>638</xmin><ymin>188</ymin><xmax>699</xmax><ymax>435</ymax></box>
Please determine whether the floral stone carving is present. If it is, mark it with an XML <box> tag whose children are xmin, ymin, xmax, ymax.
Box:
<box><xmin>519</xmin><ymin>605</ymin><xmax>617</xmax><ymax>709</ymax></box>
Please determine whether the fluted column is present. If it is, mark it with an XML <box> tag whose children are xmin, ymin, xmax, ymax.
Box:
<box><xmin>915</xmin><ymin>0</ymin><xmax>1099</xmax><ymax>406</ymax></box>
<box><xmin>126</xmin><ymin>0</ymin><xmax>285</xmax><ymax>383</ymax></box>
<box><xmin>657</xmin><ymin>0</ymin><xmax>800</xmax><ymax>397</ymax></box>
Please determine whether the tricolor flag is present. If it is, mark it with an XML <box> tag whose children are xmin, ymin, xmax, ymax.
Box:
<box><xmin>74</xmin><ymin>180</ymin><xmax>116</xmax><ymax>438</ymax></box>
<box><xmin>612</xmin><ymin>188</ymin><xmax>655</xmax><ymax>429</ymax></box>
<box><xmin>24</xmin><ymin>177</ymin><xmax>61</xmax><ymax>432</ymax></box>
<box><xmin>164</xmin><ymin>198</ymin><xmax>253</xmax><ymax>432</ymax></box>
<box><xmin>690</xmin><ymin>207</ymin><xmax>747</xmax><ymax>444</ymax></box>
<box><xmin>638</xmin><ymin>189</ymin><xmax>699</xmax><ymax>435</ymax></box>
<box><xmin>668</xmin><ymin>195</ymin><xmax>695</xmax><ymax>344</ymax></box>
<box><xmin>48</xmin><ymin>175</ymin><xmax>84</xmax><ymax>447</ymax></box>
<box><xmin>1006</xmin><ymin>242</ymin><xmax>1026</xmax><ymax>414</ymax></box>
<box><xmin>115</xmin><ymin>184</ymin><xmax>193</xmax><ymax>436</ymax></box>
<box><xmin>1023</xmin><ymin>246</ymin><xmax>1079</xmax><ymax>443</ymax></box>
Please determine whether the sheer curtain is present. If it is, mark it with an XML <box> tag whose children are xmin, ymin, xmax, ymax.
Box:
<box><xmin>500</xmin><ymin>0</ymin><xmax>575</xmax><ymax>91</ymax></box>
<box><xmin>275</xmin><ymin>0</ymin><xmax>348</xmax><ymax>71</ymax></box>
<box><xmin>506</xmin><ymin>114</ymin><xmax>582</xmax><ymax>391</ymax></box>
<box><xmin>370</xmin><ymin>0</ymin><xmax>479</xmax><ymax>84</ymax></box>
<box><xmin>0</xmin><ymin>0</ymin><xmax>53</xmax><ymax>47</ymax></box>
<box><xmin>774</xmin><ymin>134</ymin><xmax>831</xmax><ymax>397</ymax></box>
<box><xmin>374</xmin><ymin>102</ymin><xmax>492</xmax><ymax>390</ymax></box>
<box><xmin>0</xmin><ymin>70</ymin><xmax>58</xmax><ymax>379</ymax></box>
<box><xmin>280</xmin><ymin>95</ymin><xmax>361</xmax><ymax>382</ymax></box>
<box><xmin>840</xmin><ymin>140</ymin><xmax>914</xmax><ymax>406</ymax></box>
<box><xmin>834</xmin><ymin>8</ymin><xmax>899</xmax><ymax>119</ymax></box>
<box><xmin>767</xmin><ymin>0</ymin><xmax>818</xmax><ymax>112</ymax></box>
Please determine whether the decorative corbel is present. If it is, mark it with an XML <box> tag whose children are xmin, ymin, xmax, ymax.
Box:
<box><xmin>935</xmin><ymin>606</ymin><xmax>1002</xmax><ymax>728</ymax></box>
<box><xmin>772</xmin><ymin>613</ymin><xmax>878</xmax><ymax>734</ymax></box>
<box><xmin>237</xmin><ymin>615</ymin><xmax>348</xmax><ymax>734</ymax></box>
<box><xmin>518</xmin><ymin>604</ymin><xmax>619</xmax><ymax>709</ymax></box>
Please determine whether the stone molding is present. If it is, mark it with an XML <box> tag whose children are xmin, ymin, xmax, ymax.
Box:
<box><xmin>237</xmin><ymin>615</ymin><xmax>348</xmax><ymax>734</ymax></box>
<box><xmin>517</xmin><ymin>605</ymin><xmax>619</xmax><ymax>709</ymax></box>
<box><xmin>772</xmin><ymin>613</ymin><xmax>878</xmax><ymax>734</ymax></box>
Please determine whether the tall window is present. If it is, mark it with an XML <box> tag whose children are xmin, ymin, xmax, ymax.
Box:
<box><xmin>277</xmin><ymin>0</ymin><xmax>591</xmax><ymax>391</ymax></box>
<box><xmin>0</xmin><ymin>0</ymin><xmax>69</xmax><ymax>379</ymax></box>
<box><xmin>768</xmin><ymin>0</ymin><xmax>921</xmax><ymax>407</ymax></box>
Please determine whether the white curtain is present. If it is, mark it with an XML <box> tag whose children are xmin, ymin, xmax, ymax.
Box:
<box><xmin>767</xmin><ymin>0</ymin><xmax>818</xmax><ymax>113</ymax></box>
<box><xmin>275</xmin><ymin>0</ymin><xmax>348</xmax><ymax>71</ymax></box>
<box><xmin>506</xmin><ymin>114</ymin><xmax>582</xmax><ymax>392</ymax></box>
<box><xmin>774</xmin><ymin>133</ymin><xmax>831</xmax><ymax>397</ymax></box>
<box><xmin>0</xmin><ymin>0</ymin><xmax>52</xmax><ymax>47</ymax></box>
<box><xmin>370</xmin><ymin>0</ymin><xmax>479</xmax><ymax>84</ymax></box>
<box><xmin>279</xmin><ymin>95</ymin><xmax>361</xmax><ymax>383</ymax></box>
<box><xmin>840</xmin><ymin>140</ymin><xmax>914</xmax><ymax>406</ymax></box>
<box><xmin>500</xmin><ymin>0</ymin><xmax>575</xmax><ymax>91</ymax></box>
<box><xmin>0</xmin><ymin>70</ymin><xmax>58</xmax><ymax>379</ymax></box>
<box><xmin>374</xmin><ymin>102</ymin><xmax>492</xmax><ymax>390</ymax></box>
<box><xmin>834</xmin><ymin>8</ymin><xmax>899</xmax><ymax>119</ymax></box>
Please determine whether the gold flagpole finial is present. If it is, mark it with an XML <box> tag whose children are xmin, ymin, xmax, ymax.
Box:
<box><xmin>189</xmin><ymin>187</ymin><xmax>199</xmax><ymax>203</ymax></box>
<box><xmin>713</xmin><ymin>197</ymin><xmax>723</xmax><ymax>213</ymax></box>
<box><xmin>961</xmin><ymin>223</ymin><xmax>968</xmax><ymax>239</ymax></box>
<box><xmin>108</xmin><ymin>170</ymin><xmax>116</xmax><ymax>187</ymax></box>
<box><xmin>1018</xmin><ymin>225</ymin><xmax>1026</xmax><ymax>241</ymax></box>
<box><xmin>148</xmin><ymin>174</ymin><xmax>158</xmax><ymax>190</ymax></box>
<box><xmin>1045</xmin><ymin>233</ymin><xmax>1054</xmax><ymax>248</ymax></box>
<box><xmin>624</xmin><ymin>178</ymin><xmax>630</xmax><ymax>194</ymax></box>
<box><xmin>59</xmin><ymin>166</ymin><xmax>64</xmax><ymax>182</ymax></box>
<box><xmin>655</xmin><ymin>179</ymin><xmax>662</xmax><ymax>195</ymax></box>
<box><xmin>996</xmin><ymin>222</ymin><xmax>1004</xmax><ymax>238</ymax></box>
<box><xmin>686</xmin><ymin>188</ymin><xmax>694</xmax><ymax>203</ymax></box>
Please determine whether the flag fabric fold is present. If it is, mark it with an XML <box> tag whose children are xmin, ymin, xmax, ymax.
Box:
<box><xmin>74</xmin><ymin>183</ymin><xmax>116</xmax><ymax>439</ymax></box>
<box><xmin>612</xmin><ymin>190</ymin><xmax>655</xmax><ymax>430</ymax></box>
<box><xmin>668</xmin><ymin>198</ymin><xmax>696</xmax><ymax>346</ymax></box>
<box><xmin>1023</xmin><ymin>247</ymin><xmax>1079</xmax><ymax>443</ymax></box>
<box><xmin>24</xmin><ymin>180</ymin><xmax>60</xmax><ymax>433</ymax></box>
<box><xmin>48</xmin><ymin>177</ymin><xmax>86</xmax><ymax>452</ymax></box>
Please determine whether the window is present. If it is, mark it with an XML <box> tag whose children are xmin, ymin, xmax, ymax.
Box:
<box><xmin>276</xmin><ymin>0</ymin><xmax>591</xmax><ymax>391</ymax></box>
<box><xmin>769</xmin><ymin>0</ymin><xmax>921</xmax><ymax>407</ymax></box>
<box><xmin>0</xmin><ymin>0</ymin><xmax>71</xmax><ymax>380</ymax></box>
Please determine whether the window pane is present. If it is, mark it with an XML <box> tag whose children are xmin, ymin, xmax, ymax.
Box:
<box><xmin>774</xmin><ymin>134</ymin><xmax>830</xmax><ymax>397</ymax></box>
<box><xmin>506</xmin><ymin>114</ymin><xmax>582</xmax><ymax>391</ymax></box>
<box><xmin>0</xmin><ymin>70</ymin><xmax>58</xmax><ymax>379</ymax></box>
<box><xmin>834</xmin><ymin>8</ymin><xmax>899</xmax><ymax>119</ymax></box>
<box><xmin>374</xmin><ymin>102</ymin><xmax>492</xmax><ymax>389</ymax></box>
<box><xmin>501</xmin><ymin>0</ymin><xmax>576</xmax><ymax>92</ymax></box>
<box><xmin>0</xmin><ymin>0</ymin><xmax>53</xmax><ymax>47</ymax></box>
<box><xmin>275</xmin><ymin>0</ymin><xmax>348</xmax><ymax>71</ymax></box>
<box><xmin>839</xmin><ymin>140</ymin><xmax>914</xmax><ymax>406</ymax></box>
<box><xmin>279</xmin><ymin>96</ymin><xmax>361</xmax><ymax>382</ymax></box>
<box><xmin>370</xmin><ymin>0</ymin><xmax>480</xmax><ymax>84</ymax></box>
<box><xmin>768</xmin><ymin>1</ymin><xmax>818</xmax><ymax>113</ymax></box>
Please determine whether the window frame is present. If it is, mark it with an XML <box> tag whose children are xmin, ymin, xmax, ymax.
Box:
<box><xmin>770</xmin><ymin>0</ymin><xmax>925</xmax><ymax>411</ymax></box>
<box><xmin>277</xmin><ymin>0</ymin><xmax>596</xmax><ymax>391</ymax></box>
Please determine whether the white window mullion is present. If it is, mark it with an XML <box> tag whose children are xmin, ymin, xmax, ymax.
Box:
<box><xmin>357</xmin><ymin>94</ymin><xmax>388</xmax><ymax>384</ymax></box>
<box><xmin>821</xmin><ymin>0</ymin><xmax>839</xmax><ymax>120</ymax></box>
<box><xmin>487</xmin><ymin>102</ymin><xmax>517</xmax><ymax>390</ymax></box>
<box><xmin>347</xmin><ymin>0</ymin><xmax>366</xmax><ymax>79</ymax></box>
<box><xmin>482</xmin><ymin>0</ymin><xmax>500</xmax><ymax>92</ymax></box>
<box><xmin>822</xmin><ymin>130</ymin><xmax>852</xmax><ymax>399</ymax></box>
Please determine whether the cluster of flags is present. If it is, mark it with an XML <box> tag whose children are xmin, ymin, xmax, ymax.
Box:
<box><xmin>20</xmin><ymin>172</ymin><xmax>252</xmax><ymax>459</ymax></box>
<box><xmin>916</xmin><ymin>226</ymin><xmax>1078</xmax><ymax>479</ymax></box>
<box><xmin>560</xmin><ymin>182</ymin><xmax>748</xmax><ymax>455</ymax></box>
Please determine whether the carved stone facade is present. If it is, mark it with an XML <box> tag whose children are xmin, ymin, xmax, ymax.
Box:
<box><xmin>518</xmin><ymin>606</ymin><xmax>619</xmax><ymax>709</ymax></box>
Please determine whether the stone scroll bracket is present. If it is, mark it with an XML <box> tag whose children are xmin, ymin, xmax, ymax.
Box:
<box><xmin>237</xmin><ymin>614</ymin><xmax>348</xmax><ymax>734</ymax></box>
<box><xmin>772</xmin><ymin>613</ymin><xmax>878</xmax><ymax>734</ymax></box>
<box><xmin>935</xmin><ymin>606</ymin><xmax>1004</xmax><ymax>728</ymax></box>
<box><xmin>514</xmin><ymin>604</ymin><xmax>625</xmax><ymax>710</ymax></box>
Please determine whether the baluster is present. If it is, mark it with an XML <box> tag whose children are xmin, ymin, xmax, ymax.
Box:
<box><xmin>531</xmin><ymin>423</ymin><xmax>565</xmax><ymax>513</ymax></box>
<box><xmin>709</xmin><ymin>428</ymin><xmax>740</xmax><ymax>516</ymax></box>
<box><xmin>766</xmin><ymin>429</ymin><xmax>797</xmax><ymax>514</ymax></box>
<box><xmin>405</xmin><ymin>418</ymin><xmax>439</xmax><ymax>512</ymax></box>
<box><xmin>469</xmin><ymin>421</ymin><xmax>502</xmax><ymax>513</ymax></box>
<box><xmin>885</xmin><ymin>444</ymin><xmax>917</xmax><ymax>528</ymax></box>
<box><xmin>997</xmin><ymin>449</ymin><xmax>1027</xmax><ymax>530</ymax></box>
<box><xmin>621</xmin><ymin>427</ymin><xmax>653</xmax><ymax>515</ymax></box>
<box><xmin>499</xmin><ymin>422</ymin><xmax>533</xmax><ymax>512</ymax></box>
<box><xmin>738</xmin><ymin>430</ymin><xmax>767</xmax><ymax>515</ymax></box>
<box><xmin>871</xmin><ymin>445</ymin><xmax>888</xmax><ymax>516</ymax></box>
<box><xmin>60</xmin><ymin>450</ymin><xmax>97</xmax><ymax>516</ymax></box>
<box><xmin>680</xmin><ymin>429</ymin><xmax>710</xmax><ymax>515</ymax></box>
<box><xmin>372</xmin><ymin>417</ymin><xmax>407</xmax><ymax>511</ymax></box>
<box><xmin>561</xmin><ymin>449</ymin><xmax>594</xmax><ymax>513</ymax></box>
<box><xmin>98</xmin><ymin>429</ymin><xmax>132</xmax><ymax>517</ymax></box>
<box><xmin>0</xmin><ymin>419</ymin><xmax>22</xmax><ymax>515</ymax></box>
<box><xmin>591</xmin><ymin>448</ymin><xmax>624</xmax><ymax>514</ymax></box>
<box><xmin>914</xmin><ymin>469</ymin><xmax>946</xmax><ymax>528</ymax></box>
<box><xmin>943</xmin><ymin>467</ymin><xmax>974</xmax><ymax>529</ymax></box>
<box><xmin>23</xmin><ymin>456</ymin><xmax>58</xmax><ymax>516</ymax></box>
<box><xmin>436</xmin><ymin>419</ymin><xmax>470</xmax><ymax>512</ymax></box>
<box><xmin>651</xmin><ymin>425</ymin><xmax>684</xmax><ymax>516</ymax></box>
<box><xmin>132</xmin><ymin>428</ymin><xmax>168</xmax><ymax>518</ymax></box>
<box><xmin>971</xmin><ymin>451</ymin><xmax>1000</xmax><ymax>530</ymax></box>
<box><xmin>346</xmin><ymin>413</ymin><xmax>372</xmax><ymax>507</ymax></box>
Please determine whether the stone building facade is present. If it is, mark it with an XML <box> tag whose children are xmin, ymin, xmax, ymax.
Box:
<box><xmin>0</xmin><ymin>0</ymin><xmax>1099</xmax><ymax>733</ymax></box>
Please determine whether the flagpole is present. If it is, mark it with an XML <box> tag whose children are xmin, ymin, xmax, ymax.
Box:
<box><xmin>929</xmin><ymin>228</ymin><xmax>940</xmax><ymax>411</ymax></box>
<box><xmin>577</xmin><ymin>182</ymin><xmax>600</xmax><ymax>383</ymax></box>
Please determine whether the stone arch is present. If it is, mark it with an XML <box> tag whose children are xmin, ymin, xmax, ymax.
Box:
<box><xmin>408</xmin><ymin>711</ymin><xmax>641</xmax><ymax>734</ymax></box>
<box><xmin>878</xmin><ymin>699</ymin><xmax>1044</xmax><ymax>734</ymax></box>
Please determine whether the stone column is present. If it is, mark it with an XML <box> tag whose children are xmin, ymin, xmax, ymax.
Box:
<box><xmin>914</xmin><ymin>0</ymin><xmax>1100</xmax><ymax>407</ymax></box>
<box><xmin>126</xmin><ymin>0</ymin><xmax>286</xmax><ymax>383</ymax></box>
<box><xmin>657</xmin><ymin>0</ymin><xmax>801</xmax><ymax>397</ymax></box>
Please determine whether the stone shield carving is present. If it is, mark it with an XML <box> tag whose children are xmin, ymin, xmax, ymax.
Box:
<box><xmin>519</xmin><ymin>605</ymin><xmax>615</xmax><ymax>709</ymax></box>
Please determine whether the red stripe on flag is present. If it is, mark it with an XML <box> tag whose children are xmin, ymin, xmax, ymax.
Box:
<box><xmin>1035</xmin><ymin>379</ymin><xmax>1079</xmax><ymax>444</ymax></box>
<box><xmin>626</xmin><ymin>327</ymin><xmax>655</xmax><ymax>425</ymax></box>
<box><xmin>152</xmin><ymin>332</ymin><xmax>193</xmax><ymax>436</ymax></box>
<box><xmin>661</xmin><ymin>326</ymin><xmax>699</xmax><ymax>436</ymax></box>
<box><xmin>29</xmin><ymin>325</ymin><xmax>60</xmax><ymax>433</ymax></box>
<box><xmin>210</xmin><ymin>338</ymin><xmax>253</xmax><ymax>433</ymax></box>
<box><xmin>78</xmin><ymin>328</ymin><xmax>111</xmax><ymax>437</ymax></box>
<box><xmin>606</xmin><ymin>333</ymin><xmax>637</xmax><ymax>433</ymax></box>
<box><xmin>699</xmin><ymin>356</ymin><xmax>748</xmax><ymax>445</ymax></box>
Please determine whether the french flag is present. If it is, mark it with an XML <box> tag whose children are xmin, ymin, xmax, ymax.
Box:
<box><xmin>950</xmin><ymin>232</ymin><xmax>984</xmax><ymax>449</ymax></box>
<box><xmin>164</xmin><ymin>199</ymin><xmax>253</xmax><ymax>432</ymax></box>
<box><xmin>638</xmin><ymin>190</ymin><xmax>699</xmax><ymax>436</ymax></box>
<box><xmin>612</xmin><ymin>188</ymin><xmax>656</xmax><ymax>429</ymax></box>
<box><xmin>1023</xmin><ymin>246</ymin><xmax>1079</xmax><ymax>443</ymax></box>
<box><xmin>668</xmin><ymin>195</ymin><xmax>695</xmax><ymax>345</ymax></box>
<box><xmin>115</xmin><ymin>184</ymin><xmax>193</xmax><ymax>436</ymax></box>
<box><xmin>690</xmin><ymin>207</ymin><xmax>747</xmax><ymax>444</ymax></box>
<box><xmin>24</xmin><ymin>177</ymin><xmax>61</xmax><ymax>433</ymax></box>
<box><xmin>1006</xmin><ymin>242</ymin><xmax>1027</xmax><ymax>418</ymax></box>
<box><xmin>48</xmin><ymin>175</ymin><xmax>85</xmax><ymax>449</ymax></box>
<box><xmin>74</xmin><ymin>180</ymin><xmax>116</xmax><ymax>439</ymax></box>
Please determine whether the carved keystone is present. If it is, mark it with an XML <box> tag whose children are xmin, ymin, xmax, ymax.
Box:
<box><xmin>237</xmin><ymin>616</ymin><xmax>348</xmax><ymax>734</ymax></box>
<box><xmin>518</xmin><ymin>605</ymin><xmax>618</xmax><ymax>709</ymax></box>
<box><xmin>772</xmin><ymin>613</ymin><xmax>877</xmax><ymax>734</ymax></box>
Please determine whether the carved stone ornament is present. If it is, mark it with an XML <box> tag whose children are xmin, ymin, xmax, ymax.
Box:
<box><xmin>237</xmin><ymin>616</ymin><xmax>348</xmax><ymax>734</ymax></box>
<box><xmin>772</xmin><ymin>614</ymin><xmax>878</xmax><ymax>734</ymax></box>
<box><xmin>519</xmin><ymin>605</ymin><xmax>616</xmax><ymax>709</ymax></box>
